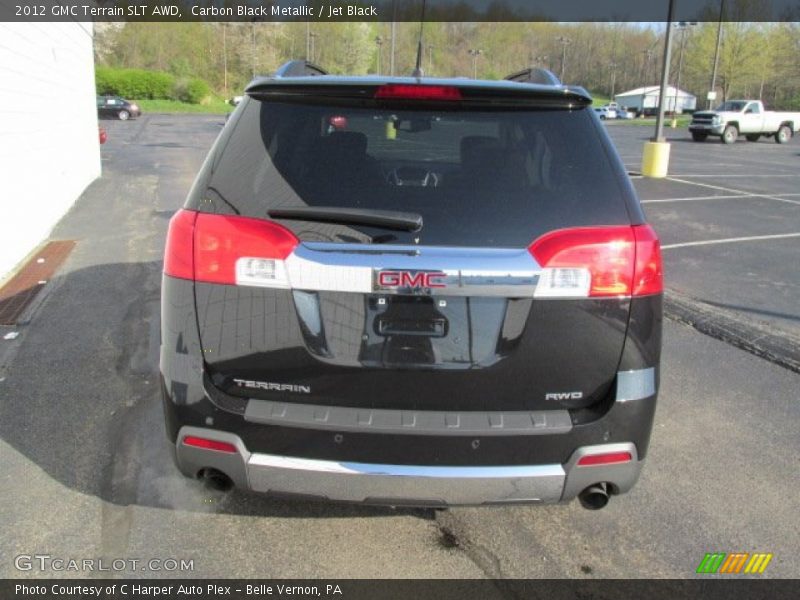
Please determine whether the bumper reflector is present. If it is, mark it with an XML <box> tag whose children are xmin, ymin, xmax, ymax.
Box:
<box><xmin>577</xmin><ymin>451</ymin><xmax>632</xmax><ymax>466</ymax></box>
<box><xmin>182</xmin><ymin>436</ymin><xmax>237</xmax><ymax>454</ymax></box>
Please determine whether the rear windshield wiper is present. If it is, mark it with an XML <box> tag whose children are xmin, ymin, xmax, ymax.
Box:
<box><xmin>268</xmin><ymin>207</ymin><xmax>422</xmax><ymax>232</ymax></box>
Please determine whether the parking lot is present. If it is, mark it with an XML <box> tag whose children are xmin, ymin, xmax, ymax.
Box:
<box><xmin>0</xmin><ymin>114</ymin><xmax>798</xmax><ymax>579</ymax></box>
<box><xmin>609</xmin><ymin>124</ymin><xmax>800</xmax><ymax>341</ymax></box>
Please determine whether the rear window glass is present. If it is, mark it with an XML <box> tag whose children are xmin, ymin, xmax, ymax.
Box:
<box><xmin>203</xmin><ymin>98</ymin><xmax>629</xmax><ymax>247</ymax></box>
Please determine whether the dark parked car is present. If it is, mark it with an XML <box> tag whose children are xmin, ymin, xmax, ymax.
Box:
<box><xmin>160</xmin><ymin>61</ymin><xmax>663</xmax><ymax>510</ymax></box>
<box><xmin>97</xmin><ymin>95</ymin><xmax>140</xmax><ymax>120</ymax></box>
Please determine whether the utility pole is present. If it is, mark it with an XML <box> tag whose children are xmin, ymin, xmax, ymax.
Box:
<box><xmin>222</xmin><ymin>23</ymin><xmax>228</xmax><ymax>99</ymax></box>
<box><xmin>375</xmin><ymin>36</ymin><xmax>384</xmax><ymax>74</ymax></box>
<box><xmin>555</xmin><ymin>36</ymin><xmax>571</xmax><ymax>81</ymax></box>
<box><xmin>609</xmin><ymin>24</ymin><xmax>619</xmax><ymax>98</ymax></box>
<box><xmin>251</xmin><ymin>21</ymin><xmax>256</xmax><ymax>78</ymax></box>
<box><xmin>709</xmin><ymin>0</ymin><xmax>725</xmax><ymax>108</ymax></box>
<box><xmin>390</xmin><ymin>4</ymin><xmax>397</xmax><ymax>76</ymax></box>
<box><xmin>644</xmin><ymin>49</ymin><xmax>655</xmax><ymax>84</ymax></box>
<box><xmin>468</xmin><ymin>49</ymin><xmax>483</xmax><ymax>79</ymax></box>
<box><xmin>305</xmin><ymin>22</ymin><xmax>310</xmax><ymax>61</ymax></box>
<box><xmin>309</xmin><ymin>32</ymin><xmax>317</xmax><ymax>64</ymax></box>
<box><xmin>609</xmin><ymin>62</ymin><xmax>618</xmax><ymax>99</ymax></box>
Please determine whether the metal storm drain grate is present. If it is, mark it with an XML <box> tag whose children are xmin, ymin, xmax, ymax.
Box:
<box><xmin>0</xmin><ymin>240</ymin><xmax>76</xmax><ymax>325</ymax></box>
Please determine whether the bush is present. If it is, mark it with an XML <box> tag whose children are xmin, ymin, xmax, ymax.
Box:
<box><xmin>95</xmin><ymin>67</ymin><xmax>175</xmax><ymax>100</ymax></box>
<box><xmin>781</xmin><ymin>96</ymin><xmax>800</xmax><ymax>111</ymax></box>
<box><xmin>174</xmin><ymin>77</ymin><xmax>211</xmax><ymax>104</ymax></box>
<box><xmin>96</xmin><ymin>67</ymin><xmax>213</xmax><ymax>104</ymax></box>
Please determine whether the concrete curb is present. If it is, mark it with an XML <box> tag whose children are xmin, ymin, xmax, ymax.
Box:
<box><xmin>664</xmin><ymin>290</ymin><xmax>800</xmax><ymax>375</ymax></box>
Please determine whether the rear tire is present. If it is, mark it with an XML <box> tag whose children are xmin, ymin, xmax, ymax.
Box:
<box><xmin>745</xmin><ymin>134</ymin><xmax>760</xmax><ymax>142</ymax></box>
<box><xmin>775</xmin><ymin>125</ymin><xmax>792</xmax><ymax>144</ymax></box>
<box><xmin>691</xmin><ymin>132</ymin><xmax>708</xmax><ymax>142</ymax></box>
<box><xmin>118</xmin><ymin>109</ymin><xmax>130</xmax><ymax>121</ymax></box>
<box><xmin>722</xmin><ymin>125</ymin><xmax>738</xmax><ymax>144</ymax></box>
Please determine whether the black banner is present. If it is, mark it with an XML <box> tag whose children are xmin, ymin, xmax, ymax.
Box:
<box><xmin>2</xmin><ymin>0</ymin><xmax>800</xmax><ymax>23</ymax></box>
<box><xmin>2</xmin><ymin>579</ymin><xmax>799</xmax><ymax>600</ymax></box>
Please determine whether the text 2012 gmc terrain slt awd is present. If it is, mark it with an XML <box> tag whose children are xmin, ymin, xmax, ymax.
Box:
<box><xmin>160</xmin><ymin>61</ymin><xmax>662</xmax><ymax>510</ymax></box>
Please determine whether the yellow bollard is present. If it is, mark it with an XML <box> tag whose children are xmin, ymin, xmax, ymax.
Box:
<box><xmin>641</xmin><ymin>141</ymin><xmax>671</xmax><ymax>178</ymax></box>
<box><xmin>385</xmin><ymin>119</ymin><xmax>397</xmax><ymax>140</ymax></box>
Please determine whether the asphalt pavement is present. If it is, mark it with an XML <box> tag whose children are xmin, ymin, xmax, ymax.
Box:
<box><xmin>0</xmin><ymin>115</ymin><xmax>798</xmax><ymax>580</ymax></box>
<box><xmin>608</xmin><ymin>124</ymin><xmax>800</xmax><ymax>343</ymax></box>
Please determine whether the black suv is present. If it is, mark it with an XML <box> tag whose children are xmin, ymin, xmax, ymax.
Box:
<box><xmin>160</xmin><ymin>61</ymin><xmax>662</xmax><ymax>509</ymax></box>
<box><xmin>97</xmin><ymin>95</ymin><xmax>141</xmax><ymax>120</ymax></box>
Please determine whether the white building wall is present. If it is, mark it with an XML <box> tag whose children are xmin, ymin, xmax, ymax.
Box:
<box><xmin>0</xmin><ymin>22</ymin><xmax>100</xmax><ymax>279</ymax></box>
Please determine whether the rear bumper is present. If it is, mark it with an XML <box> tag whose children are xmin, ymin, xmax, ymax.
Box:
<box><xmin>175</xmin><ymin>425</ymin><xmax>642</xmax><ymax>506</ymax></box>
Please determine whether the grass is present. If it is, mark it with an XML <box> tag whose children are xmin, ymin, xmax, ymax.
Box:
<box><xmin>135</xmin><ymin>98</ymin><xmax>234</xmax><ymax>114</ymax></box>
<box><xmin>590</xmin><ymin>94</ymin><xmax>612</xmax><ymax>106</ymax></box>
<box><xmin>611</xmin><ymin>116</ymin><xmax>693</xmax><ymax>127</ymax></box>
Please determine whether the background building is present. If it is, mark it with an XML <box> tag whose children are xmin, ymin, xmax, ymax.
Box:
<box><xmin>615</xmin><ymin>85</ymin><xmax>697</xmax><ymax>115</ymax></box>
<box><xmin>0</xmin><ymin>23</ymin><xmax>100</xmax><ymax>279</ymax></box>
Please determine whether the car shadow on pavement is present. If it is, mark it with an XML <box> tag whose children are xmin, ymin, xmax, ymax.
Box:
<box><xmin>0</xmin><ymin>261</ymin><xmax>437</xmax><ymax>521</ymax></box>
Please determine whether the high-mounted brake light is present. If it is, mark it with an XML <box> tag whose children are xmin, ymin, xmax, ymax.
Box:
<box><xmin>182</xmin><ymin>436</ymin><xmax>237</xmax><ymax>454</ymax></box>
<box><xmin>163</xmin><ymin>209</ymin><xmax>299</xmax><ymax>287</ymax></box>
<box><xmin>529</xmin><ymin>225</ymin><xmax>662</xmax><ymax>298</ymax></box>
<box><xmin>577</xmin><ymin>451</ymin><xmax>632</xmax><ymax>466</ymax></box>
<box><xmin>375</xmin><ymin>84</ymin><xmax>462</xmax><ymax>101</ymax></box>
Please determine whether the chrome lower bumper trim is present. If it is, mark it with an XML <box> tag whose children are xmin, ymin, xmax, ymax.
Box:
<box><xmin>175</xmin><ymin>426</ymin><xmax>642</xmax><ymax>507</ymax></box>
<box><xmin>247</xmin><ymin>454</ymin><xmax>565</xmax><ymax>505</ymax></box>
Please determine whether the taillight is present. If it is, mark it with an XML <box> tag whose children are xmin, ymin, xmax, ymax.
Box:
<box><xmin>528</xmin><ymin>225</ymin><xmax>662</xmax><ymax>298</ymax></box>
<box><xmin>182</xmin><ymin>436</ymin><xmax>237</xmax><ymax>454</ymax></box>
<box><xmin>631</xmin><ymin>224</ymin><xmax>663</xmax><ymax>296</ymax></box>
<box><xmin>577</xmin><ymin>451</ymin><xmax>632</xmax><ymax>466</ymax></box>
<box><xmin>163</xmin><ymin>209</ymin><xmax>299</xmax><ymax>287</ymax></box>
<box><xmin>329</xmin><ymin>115</ymin><xmax>348</xmax><ymax>130</ymax></box>
<box><xmin>375</xmin><ymin>84</ymin><xmax>462</xmax><ymax>101</ymax></box>
<box><xmin>163</xmin><ymin>209</ymin><xmax>197</xmax><ymax>280</ymax></box>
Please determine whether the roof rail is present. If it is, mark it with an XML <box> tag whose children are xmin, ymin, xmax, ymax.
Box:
<box><xmin>505</xmin><ymin>67</ymin><xmax>562</xmax><ymax>86</ymax></box>
<box><xmin>274</xmin><ymin>60</ymin><xmax>328</xmax><ymax>78</ymax></box>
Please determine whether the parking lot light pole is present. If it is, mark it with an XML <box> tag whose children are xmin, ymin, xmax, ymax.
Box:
<box><xmin>642</xmin><ymin>0</ymin><xmax>676</xmax><ymax>178</ymax></box>
<box><xmin>555</xmin><ymin>36</ymin><xmax>571</xmax><ymax>81</ymax></box>
<box><xmin>671</xmin><ymin>22</ymin><xmax>696</xmax><ymax>127</ymax></box>
<box><xmin>609</xmin><ymin>62</ymin><xmax>618</xmax><ymax>99</ymax></box>
<box><xmin>468</xmin><ymin>49</ymin><xmax>483</xmax><ymax>79</ymax></box>
<box><xmin>390</xmin><ymin>13</ymin><xmax>396</xmax><ymax>76</ymax></box>
<box><xmin>708</xmin><ymin>0</ymin><xmax>725</xmax><ymax>109</ymax></box>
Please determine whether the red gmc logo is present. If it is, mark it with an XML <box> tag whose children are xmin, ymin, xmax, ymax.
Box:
<box><xmin>378</xmin><ymin>271</ymin><xmax>447</xmax><ymax>288</ymax></box>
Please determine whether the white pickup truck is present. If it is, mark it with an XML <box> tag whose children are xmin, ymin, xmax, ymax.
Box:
<box><xmin>689</xmin><ymin>100</ymin><xmax>800</xmax><ymax>144</ymax></box>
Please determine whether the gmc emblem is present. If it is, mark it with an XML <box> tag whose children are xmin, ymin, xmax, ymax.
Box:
<box><xmin>377</xmin><ymin>271</ymin><xmax>447</xmax><ymax>289</ymax></box>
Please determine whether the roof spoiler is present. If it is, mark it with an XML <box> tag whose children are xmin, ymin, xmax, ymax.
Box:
<box><xmin>274</xmin><ymin>60</ymin><xmax>328</xmax><ymax>78</ymax></box>
<box><xmin>505</xmin><ymin>67</ymin><xmax>562</xmax><ymax>86</ymax></box>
